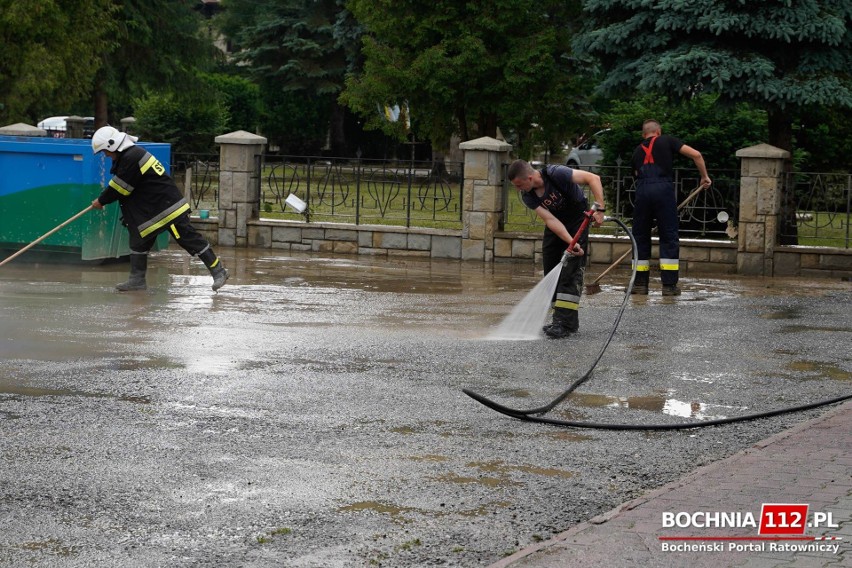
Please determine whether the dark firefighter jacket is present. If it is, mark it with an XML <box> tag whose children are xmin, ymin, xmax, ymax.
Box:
<box><xmin>97</xmin><ymin>145</ymin><xmax>190</xmax><ymax>241</ymax></box>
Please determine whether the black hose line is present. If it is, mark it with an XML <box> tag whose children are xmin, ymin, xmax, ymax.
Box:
<box><xmin>464</xmin><ymin>216</ymin><xmax>851</xmax><ymax>430</ymax></box>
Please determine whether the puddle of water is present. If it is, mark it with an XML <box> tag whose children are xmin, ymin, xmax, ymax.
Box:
<box><xmin>786</xmin><ymin>360</ymin><xmax>851</xmax><ymax>381</ymax></box>
<box><xmin>628</xmin><ymin>344</ymin><xmax>658</xmax><ymax>361</ymax></box>
<box><xmin>19</xmin><ymin>539</ymin><xmax>79</xmax><ymax>557</ymax></box>
<box><xmin>759</xmin><ymin>307</ymin><xmax>803</xmax><ymax>320</ymax></box>
<box><xmin>563</xmin><ymin>391</ymin><xmax>743</xmax><ymax>420</ymax></box>
<box><xmin>779</xmin><ymin>325</ymin><xmax>852</xmax><ymax>334</ymax></box>
<box><xmin>497</xmin><ymin>388</ymin><xmax>531</xmax><ymax>398</ymax></box>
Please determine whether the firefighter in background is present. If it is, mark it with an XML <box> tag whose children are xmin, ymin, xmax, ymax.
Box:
<box><xmin>508</xmin><ymin>159</ymin><xmax>606</xmax><ymax>339</ymax></box>
<box><xmin>90</xmin><ymin>126</ymin><xmax>229</xmax><ymax>292</ymax></box>
<box><xmin>631</xmin><ymin>119</ymin><xmax>711</xmax><ymax>296</ymax></box>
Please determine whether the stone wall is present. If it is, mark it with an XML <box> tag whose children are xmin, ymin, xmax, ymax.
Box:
<box><xmin>191</xmin><ymin>134</ymin><xmax>851</xmax><ymax>279</ymax></box>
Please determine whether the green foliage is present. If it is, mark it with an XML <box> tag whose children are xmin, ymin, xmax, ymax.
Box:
<box><xmin>217</xmin><ymin>0</ymin><xmax>357</xmax><ymax>94</ymax></box>
<box><xmin>132</xmin><ymin>91</ymin><xmax>228</xmax><ymax>154</ymax></box>
<box><xmin>257</xmin><ymin>83</ymin><xmax>331</xmax><ymax>154</ymax></box>
<box><xmin>342</xmin><ymin>0</ymin><xmax>590</xmax><ymax>154</ymax></box>
<box><xmin>216</xmin><ymin>0</ymin><xmax>360</xmax><ymax>154</ymax></box>
<box><xmin>574</xmin><ymin>1</ymin><xmax>852</xmax><ymax>151</ymax></box>
<box><xmin>598</xmin><ymin>95</ymin><xmax>768</xmax><ymax>171</ymax></box>
<box><xmin>795</xmin><ymin>106</ymin><xmax>852</xmax><ymax>172</ymax></box>
<box><xmin>99</xmin><ymin>0</ymin><xmax>220</xmax><ymax>121</ymax></box>
<box><xmin>0</xmin><ymin>0</ymin><xmax>114</xmax><ymax>123</ymax></box>
<box><xmin>200</xmin><ymin>72</ymin><xmax>261</xmax><ymax>133</ymax></box>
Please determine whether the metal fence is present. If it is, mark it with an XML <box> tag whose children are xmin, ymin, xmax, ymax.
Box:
<box><xmin>502</xmin><ymin>163</ymin><xmax>741</xmax><ymax>240</ymax></box>
<box><xmin>257</xmin><ymin>156</ymin><xmax>464</xmax><ymax>228</ymax></box>
<box><xmin>781</xmin><ymin>171</ymin><xmax>851</xmax><ymax>248</ymax></box>
<box><xmin>171</xmin><ymin>152</ymin><xmax>850</xmax><ymax>249</ymax></box>
<box><xmin>172</xmin><ymin>153</ymin><xmax>220</xmax><ymax>211</ymax></box>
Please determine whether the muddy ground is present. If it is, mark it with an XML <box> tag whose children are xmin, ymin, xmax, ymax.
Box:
<box><xmin>0</xmin><ymin>248</ymin><xmax>850</xmax><ymax>567</ymax></box>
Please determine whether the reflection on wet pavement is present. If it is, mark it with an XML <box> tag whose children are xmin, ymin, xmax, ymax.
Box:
<box><xmin>0</xmin><ymin>247</ymin><xmax>850</xmax><ymax>567</ymax></box>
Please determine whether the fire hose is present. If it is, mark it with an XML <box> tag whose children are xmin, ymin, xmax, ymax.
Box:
<box><xmin>463</xmin><ymin>212</ymin><xmax>852</xmax><ymax>429</ymax></box>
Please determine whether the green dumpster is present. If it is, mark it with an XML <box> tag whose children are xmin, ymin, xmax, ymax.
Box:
<box><xmin>0</xmin><ymin>135</ymin><xmax>170</xmax><ymax>262</ymax></box>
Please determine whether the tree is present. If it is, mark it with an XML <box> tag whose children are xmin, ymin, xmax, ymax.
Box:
<box><xmin>200</xmin><ymin>71</ymin><xmax>261</xmax><ymax>133</ymax></box>
<box><xmin>216</xmin><ymin>0</ymin><xmax>361</xmax><ymax>155</ymax></box>
<box><xmin>598</xmin><ymin>94</ymin><xmax>768</xmax><ymax>171</ymax></box>
<box><xmin>0</xmin><ymin>0</ymin><xmax>114</xmax><ymax>124</ymax></box>
<box><xmin>573</xmin><ymin>0</ymin><xmax>852</xmax><ymax>154</ymax></box>
<box><xmin>94</xmin><ymin>0</ymin><xmax>220</xmax><ymax>127</ymax></box>
<box><xmin>133</xmin><ymin>91</ymin><xmax>228</xmax><ymax>154</ymax></box>
<box><xmin>341</xmin><ymin>0</ymin><xmax>591</xmax><ymax>158</ymax></box>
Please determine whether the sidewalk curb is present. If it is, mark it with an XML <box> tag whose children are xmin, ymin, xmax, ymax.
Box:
<box><xmin>488</xmin><ymin>399</ymin><xmax>852</xmax><ymax>568</ymax></box>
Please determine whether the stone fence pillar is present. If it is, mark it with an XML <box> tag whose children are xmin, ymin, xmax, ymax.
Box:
<box><xmin>120</xmin><ymin>117</ymin><xmax>136</xmax><ymax>134</ymax></box>
<box><xmin>458</xmin><ymin>136</ymin><xmax>512</xmax><ymax>261</ymax></box>
<box><xmin>64</xmin><ymin>116</ymin><xmax>86</xmax><ymax>139</ymax></box>
<box><xmin>214</xmin><ymin>130</ymin><xmax>267</xmax><ymax>247</ymax></box>
<box><xmin>735</xmin><ymin>143</ymin><xmax>790</xmax><ymax>276</ymax></box>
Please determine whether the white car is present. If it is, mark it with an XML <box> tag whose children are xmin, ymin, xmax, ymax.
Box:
<box><xmin>565</xmin><ymin>129</ymin><xmax>610</xmax><ymax>168</ymax></box>
<box><xmin>37</xmin><ymin>116</ymin><xmax>95</xmax><ymax>138</ymax></box>
<box><xmin>37</xmin><ymin>116</ymin><xmax>69</xmax><ymax>133</ymax></box>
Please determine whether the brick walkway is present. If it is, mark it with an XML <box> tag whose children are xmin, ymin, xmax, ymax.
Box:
<box><xmin>492</xmin><ymin>399</ymin><xmax>852</xmax><ymax>568</ymax></box>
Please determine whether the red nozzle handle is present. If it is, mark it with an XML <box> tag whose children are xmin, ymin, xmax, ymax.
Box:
<box><xmin>564</xmin><ymin>203</ymin><xmax>599</xmax><ymax>255</ymax></box>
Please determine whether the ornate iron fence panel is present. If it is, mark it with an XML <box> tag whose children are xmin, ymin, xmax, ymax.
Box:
<box><xmin>502</xmin><ymin>163</ymin><xmax>739</xmax><ymax>239</ymax></box>
<box><xmin>260</xmin><ymin>156</ymin><xmax>463</xmax><ymax>228</ymax></box>
<box><xmin>781</xmin><ymin>171</ymin><xmax>851</xmax><ymax>248</ymax></box>
<box><xmin>171</xmin><ymin>153</ymin><xmax>220</xmax><ymax>211</ymax></box>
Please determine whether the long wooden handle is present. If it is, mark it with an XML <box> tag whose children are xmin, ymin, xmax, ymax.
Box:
<box><xmin>0</xmin><ymin>205</ymin><xmax>94</xmax><ymax>268</ymax></box>
<box><xmin>590</xmin><ymin>248</ymin><xmax>633</xmax><ymax>285</ymax></box>
<box><xmin>589</xmin><ymin>185</ymin><xmax>705</xmax><ymax>285</ymax></box>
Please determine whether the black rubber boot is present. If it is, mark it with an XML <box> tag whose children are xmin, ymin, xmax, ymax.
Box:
<box><xmin>662</xmin><ymin>285</ymin><xmax>682</xmax><ymax>296</ymax></box>
<box><xmin>199</xmin><ymin>248</ymin><xmax>229</xmax><ymax>291</ymax></box>
<box><xmin>116</xmin><ymin>253</ymin><xmax>147</xmax><ymax>291</ymax></box>
<box><xmin>210</xmin><ymin>265</ymin><xmax>229</xmax><ymax>291</ymax></box>
<box><xmin>544</xmin><ymin>309</ymin><xmax>578</xmax><ymax>339</ymax></box>
<box><xmin>631</xmin><ymin>271</ymin><xmax>649</xmax><ymax>295</ymax></box>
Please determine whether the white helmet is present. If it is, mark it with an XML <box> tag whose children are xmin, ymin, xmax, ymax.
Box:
<box><xmin>91</xmin><ymin>126</ymin><xmax>138</xmax><ymax>154</ymax></box>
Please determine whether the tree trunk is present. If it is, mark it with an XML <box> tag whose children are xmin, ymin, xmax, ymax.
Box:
<box><xmin>477</xmin><ymin>111</ymin><xmax>498</xmax><ymax>139</ymax></box>
<box><xmin>767</xmin><ymin>108</ymin><xmax>793</xmax><ymax>153</ymax></box>
<box><xmin>328</xmin><ymin>100</ymin><xmax>347</xmax><ymax>157</ymax></box>
<box><xmin>93</xmin><ymin>70</ymin><xmax>109</xmax><ymax>129</ymax></box>
<box><xmin>430</xmin><ymin>147</ymin><xmax>448</xmax><ymax>177</ymax></box>
<box><xmin>456</xmin><ymin>108</ymin><xmax>469</xmax><ymax>142</ymax></box>
<box><xmin>768</xmin><ymin>107</ymin><xmax>798</xmax><ymax>245</ymax></box>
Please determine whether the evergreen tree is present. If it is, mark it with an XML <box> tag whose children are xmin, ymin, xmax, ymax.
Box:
<box><xmin>574</xmin><ymin>0</ymin><xmax>852</xmax><ymax>153</ymax></box>
<box><xmin>217</xmin><ymin>0</ymin><xmax>360</xmax><ymax>155</ymax></box>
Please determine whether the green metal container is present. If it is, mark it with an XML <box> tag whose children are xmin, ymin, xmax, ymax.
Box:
<box><xmin>0</xmin><ymin>135</ymin><xmax>169</xmax><ymax>261</ymax></box>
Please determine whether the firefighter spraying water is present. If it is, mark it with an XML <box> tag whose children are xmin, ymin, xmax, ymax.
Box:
<box><xmin>504</xmin><ymin>160</ymin><xmax>605</xmax><ymax>339</ymax></box>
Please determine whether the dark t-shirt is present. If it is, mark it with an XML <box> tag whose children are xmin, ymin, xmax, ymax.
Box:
<box><xmin>521</xmin><ymin>165</ymin><xmax>588</xmax><ymax>237</ymax></box>
<box><xmin>632</xmin><ymin>134</ymin><xmax>684</xmax><ymax>178</ymax></box>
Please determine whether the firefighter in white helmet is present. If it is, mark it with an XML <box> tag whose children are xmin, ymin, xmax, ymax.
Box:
<box><xmin>90</xmin><ymin>126</ymin><xmax>229</xmax><ymax>292</ymax></box>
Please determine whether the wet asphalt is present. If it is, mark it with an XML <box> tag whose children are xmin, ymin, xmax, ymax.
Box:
<box><xmin>0</xmin><ymin>248</ymin><xmax>850</xmax><ymax>567</ymax></box>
